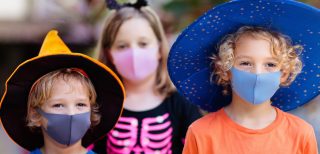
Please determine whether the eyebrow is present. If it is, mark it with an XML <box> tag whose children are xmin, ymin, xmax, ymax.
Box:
<box><xmin>235</xmin><ymin>55</ymin><xmax>277</xmax><ymax>60</ymax></box>
<box><xmin>113</xmin><ymin>40</ymin><xmax>126</xmax><ymax>44</ymax></box>
<box><xmin>114</xmin><ymin>36</ymin><xmax>150</xmax><ymax>44</ymax></box>
<box><xmin>140</xmin><ymin>36</ymin><xmax>151</xmax><ymax>40</ymax></box>
<box><xmin>47</xmin><ymin>97</ymin><xmax>89</xmax><ymax>102</ymax></box>
<box><xmin>234</xmin><ymin>55</ymin><xmax>251</xmax><ymax>59</ymax></box>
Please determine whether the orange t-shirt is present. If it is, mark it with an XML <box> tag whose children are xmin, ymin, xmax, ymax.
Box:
<box><xmin>183</xmin><ymin>108</ymin><xmax>318</xmax><ymax>154</ymax></box>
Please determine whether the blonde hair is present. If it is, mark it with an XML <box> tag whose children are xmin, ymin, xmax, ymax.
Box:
<box><xmin>211</xmin><ymin>26</ymin><xmax>302</xmax><ymax>95</ymax></box>
<box><xmin>27</xmin><ymin>68</ymin><xmax>100</xmax><ymax>128</ymax></box>
<box><xmin>96</xmin><ymin>7</ymin><xmax>175</xmax><ymax>96</ymax></box>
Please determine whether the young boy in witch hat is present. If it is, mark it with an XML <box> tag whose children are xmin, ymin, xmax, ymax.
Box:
<box><xmin>0</xmin><ymin>30</ymin><xmax>125</xmax><ymax>154</ymax></box>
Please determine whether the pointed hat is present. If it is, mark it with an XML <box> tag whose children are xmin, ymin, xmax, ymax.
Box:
<box><xmin>0</xmin><ymin>30</ymin><xmax>125</xmax><ymax>151</ymax></box>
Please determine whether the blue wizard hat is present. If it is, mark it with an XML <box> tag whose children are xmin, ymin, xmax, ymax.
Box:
<box><xmin>168</xmin><ymin>0</ymin><xmax>320</xmax><ymax>111</ymax></box>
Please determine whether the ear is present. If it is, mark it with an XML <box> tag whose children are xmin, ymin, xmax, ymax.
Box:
<box><xmin>28</xmin><ymin>108</ymin><xmax>42</xmax><ymax>127</ymax></box>
<box><xmin>280</xmin><ymin>71</ymin><xmax>290</xmax><ymax>84</ymax></box>
<box><xmin>221</xmin><ymin>70</ymin><xmax>232</xmax><ymax>82</ymax></box>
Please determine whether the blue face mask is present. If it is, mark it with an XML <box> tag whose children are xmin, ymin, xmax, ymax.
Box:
<box><xmin>230</xmin><ymin>67</ymin><xmax>281</xmax><ymax>105</ymax></box>
<box><xmin>37</xmin><ymin>109</ymin><xmax>91</xmax><ymax>146</ymax></box>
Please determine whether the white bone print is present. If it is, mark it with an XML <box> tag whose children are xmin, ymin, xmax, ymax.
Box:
<box><xmin>107</xmin><ymin>113</ymin><xmax>172</xmax><ymax>154</ymax></box>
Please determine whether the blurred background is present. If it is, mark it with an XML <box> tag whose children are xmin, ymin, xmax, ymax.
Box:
<box><xmin>0</xmin><ymin>0</ymin><xmax>319</xmax><ymax>153</ymax></box>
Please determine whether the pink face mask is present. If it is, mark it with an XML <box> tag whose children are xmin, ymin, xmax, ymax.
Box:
<box><xmin>111</xmin><ymin>48</ymin><xmax>159</xmax><ymax>82</ymax></box>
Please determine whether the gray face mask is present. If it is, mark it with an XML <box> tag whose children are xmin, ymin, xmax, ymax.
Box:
<box><xmin>37</xmin><ymin>109</ymin><xmax>91</xmax><ymax>146</ymax></box>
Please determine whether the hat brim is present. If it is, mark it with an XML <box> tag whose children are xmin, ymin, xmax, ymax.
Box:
<box><xmin>168</xmin><ymin>0</ymin><xmax>320</xmax><ymax>111</ymax></box>
<box><xmin>0</xmin><ymin>53</ymin><xmax>125</xmax><ymax>151</ymax></box>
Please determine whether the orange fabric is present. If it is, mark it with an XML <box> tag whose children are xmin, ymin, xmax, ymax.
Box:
<box><xmin>39</xmin><ymin>30</ymin><xmax>72</xmax><ymax>55</ymax></box>
<box><xmin>183</xmin><ymin>108</ymin><xmax>318</xmax><ymax>154</ymax></box>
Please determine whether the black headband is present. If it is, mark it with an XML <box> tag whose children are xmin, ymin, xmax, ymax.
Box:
<box><xmin>105</xmin><ymin>0</ymin><xmax>148</xmax><ymax>10</ymax></box>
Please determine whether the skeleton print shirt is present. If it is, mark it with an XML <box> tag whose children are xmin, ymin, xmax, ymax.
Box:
<box><xmin>93</xmin><ymin>92</ymin><xmax>202</xmax><ymax>154</ymax></box>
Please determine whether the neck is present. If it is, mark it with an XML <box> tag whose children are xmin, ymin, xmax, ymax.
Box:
<box><xmin>42</xmin><ymin>131</ymin><xmax>87</xmax><ymax>154</ymax></box>
<box><xmin>122</xmin><ymin>72</ymin><xmax>165</xmax><ymax>111</ymax></box>
<box><xmin>224</xmin><ymin>92</ymin><xmax>276</xmax><ymax>129</ymax></box>
<box><xmin>123</xmin><ymin>72</ymin><xmax>157</xmax><ymax>97</ymax></box>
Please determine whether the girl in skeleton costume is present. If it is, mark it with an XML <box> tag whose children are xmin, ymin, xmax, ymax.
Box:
<box><xmin>92</xmin><ymin>0</ymin><xmax>202</xmax><ymax>153</ymax></box>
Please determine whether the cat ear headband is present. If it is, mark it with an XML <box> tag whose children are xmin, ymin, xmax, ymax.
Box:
<box><xmin>105</xmin><ymin>0</ymin><xmax>148</xmax><ymax>10</ymax></box>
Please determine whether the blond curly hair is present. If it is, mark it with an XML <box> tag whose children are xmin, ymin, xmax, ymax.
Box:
<box><xmin>211</xmin><ymin>26</ymin><xmax>302</xmax><ymax>95</ymax></box>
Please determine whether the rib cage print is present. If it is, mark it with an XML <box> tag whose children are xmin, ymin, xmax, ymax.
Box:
<box><xmin>107</xmin><ymin>113</ymin><xmax>172</xmax><ymax>154</ymax></box>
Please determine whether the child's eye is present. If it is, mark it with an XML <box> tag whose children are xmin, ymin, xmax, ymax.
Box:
<box><xmin>139</xmin><ymin>42</ymin><xmax>148</xmax><ymax>48</ymax></box>
<box><xmin>266</xmin><ymin>62</ymin><xmax>277</xmax><ymax>67</ymax></box>
<box><xmin>116</xmin><ymin>44</ymin><xmax>127</xmax><ymax>50</ymax></box>
<box><xmin>52</xmin><ymin>104</ymin><xmax>63</xmax><ymax>108</ymax></box>
<box><xmin>239</xmin><ymin>61</ymin><xmax>252</xmax><ymax>66</ymax></box>
<box><xmin>76</xmin><ymin>103</ymin><xmax>88</xmax><ymax>108</ymax></box>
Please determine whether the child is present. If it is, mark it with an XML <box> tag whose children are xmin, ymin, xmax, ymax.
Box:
<box><xmin>0</xmin><ymin>30</ymin><xmax>125</xmax><ymax>154</ymax></box>
<box><xmin>92</xmin><ymin>0</ymin><xmax>202</xmax><ymax>153</ymax></box>
<box><xmin>167</xmin><ymin>0</ymin><xmax>320</xmax><ymax>153</ymax></box>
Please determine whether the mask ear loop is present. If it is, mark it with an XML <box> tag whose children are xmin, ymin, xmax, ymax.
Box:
<box><xmin>34</xmin><ymin>108</ymin><xmax>49</xmax><ymax>129</ymax></box>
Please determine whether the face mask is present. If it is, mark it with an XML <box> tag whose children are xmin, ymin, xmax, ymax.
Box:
<box><xmin>37</xmin><ymin>109</ymin><xmax>91</xmax><ymax>146</ymax></box>
<box><xmin>230</xmin><ymin>67</ymin><xmax>281</xmax><ymax>105</ymax></box>
<box><xmin>111</xmin><ymin>48</ymin><xmax>159</xmax><ymax>82</ymax></box>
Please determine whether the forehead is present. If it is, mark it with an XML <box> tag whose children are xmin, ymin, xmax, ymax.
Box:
<box><xmin>115</xmin><ymin>17</ymin><xmax>156</xmax><ymax>40</ymax></box>
<box><xmin>234</xmin><ymin>35</ymin><xmax>273</xmax><ymax>58</ymax></box>
<box><xmin>46</xmin><ymin>78</ymin><xmax>89</xmax><ymax>101</ymax></box>
<box><xmin>237</xmin><ymin>31</ymin><xmax>272</xmax><ymax>42</ymax></box>
<box><xmin>51</xmin><ymin>77</ymin><xmax>86</xmax><ymax>89</ymax></box>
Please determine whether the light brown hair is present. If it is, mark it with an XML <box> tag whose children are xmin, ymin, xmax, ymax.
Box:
<box><xmin>95</xmin><ymin>7</ymin><xmax>175</xmax><ymax>96</ymax></box>
<box><xmin>27</xmin><ymin>68</ymin><xmax>100</xmax><ymax>128</ymax></box>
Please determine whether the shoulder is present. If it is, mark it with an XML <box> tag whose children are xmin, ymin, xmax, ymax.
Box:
<box><xmin>163</xmin><ymin>91</ymin><xmax>195</xmax><ymax>109</ymax></box>
<box><xmin>165</xmin><ymin>91</ymin><xmax>188</xmax><ymax>102</ymax></box>
<box><xmin>164</xmin><ymin>91</ymin><xmax>202</xmax><ymax>117</ymax></box>
<box><xmin>281</xmin><ymin>110</ymin><xmax>313</xmax><ymax>130</ymax></box>
<box><xmin>30</xmin><ymin>148</ymin><xmax>42</xmax><ymax>154</ymax></box>
<box><xmin>280</xmin><ymin>109</ymin><xmax>314</xmax><ymax>134</ymax></box>
<box><xmin>87</xmin><ymin>150</ymin><xmax>97</xmax><ymax>154</ymax></box>
<box><xmin>189</xmin><ymin>110</ymin><xmax>221</xmax><ymax>132</ymax></box>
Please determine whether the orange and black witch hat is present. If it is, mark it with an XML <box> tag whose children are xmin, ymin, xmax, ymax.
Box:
<box><xmin>0</xmin><ymin>30</ymin><xmax>125</xmax><ymax>151</ymax></box>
